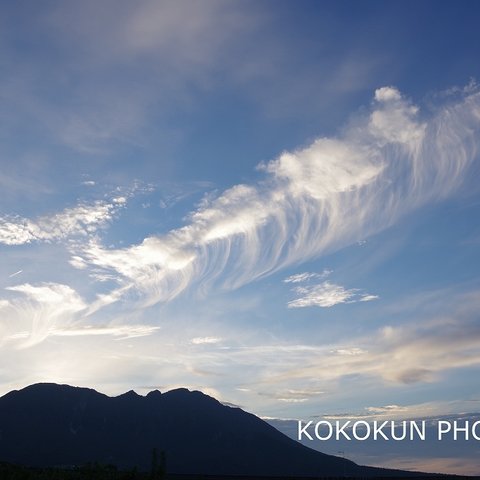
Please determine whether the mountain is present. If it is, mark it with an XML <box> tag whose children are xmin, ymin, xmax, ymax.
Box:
<box><xmin>0</xmin><ymin>383</ymin><xmax>423</xmax><ymax>477</ymax></box>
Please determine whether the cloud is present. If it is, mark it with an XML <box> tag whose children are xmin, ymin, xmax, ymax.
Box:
<box><xmin>287</xmin><ymin>281</ymin><xmax>378</xmax><ymax>308</ymax></box>
<box><xmin>166</xmin><ymin>289</ymin><xmax>480</xmax><ymax>405</ymax></box>
<box><xmin>260</xmin><ymin>388</ymin><xmax>325</xmax><ymax>403</ymax></box>
<box><xmin>331</xmin><ymin>348</ymin><xmax>368</xmax><ymax>356</ymax></box>
<box><xmin>283</xmin><ymin>270</ymin><xmax>331</xmax><ymax>283</ymax></box>
<box><xmin>67</xmin><ymin>86</ymin><xmax>480</xmax><ymax>309</ymax></box>
<box><xmin>3</xmin><ymin>283</ymin><xmax>86</xmax><ymax>347</ymax></box>
<box><xmin>8</xmin><ymin>270</ymin><xmax>23</xmax><ymax>278</ymax></box>
<box><xmin>284</xmin><ymin>270</ymin><xmax>377</xmax><ymax>308</ymax></box>
<box><xmin>0</xmin><ymin>199</ymin><xmax>125</xmax><ymax>246</ymax></box>
<box><xmin>365</xmin><ymin>404</ymin><xmax>407</xmax><ymax>414</ymax></box>
<box><xmin>256</xmin><ymin>295</ymin><xmax>480</xmax><ymax>387</ymax></box>
<box><xmin>46</xmin><ymin>324</ymin><xmax>160</xmax><ymax>340</ymax></box>
<box><xmin>191</xmin><ymin>336</ymin><xmax>222</xmax><ymax>345</ymax></box>
<box><xmin>7</xmin><ymin>325</ymin><xmax>159</xmax><ymax>341</ymax></box>
<box><xmin>0</xmin><ymin>1</ymin><xmax>260</xmax><ymax>154</ymax></box>
<box><xmin>1</xmin><ymin>281</ymin><xmax>161</xmax><ymax>348</ymax></box>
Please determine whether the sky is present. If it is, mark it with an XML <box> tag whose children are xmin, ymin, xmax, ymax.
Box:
<box><xmin>1</xmin><ymin>0</ymin><xmax>480</xmax><ymax>475</ymax></box>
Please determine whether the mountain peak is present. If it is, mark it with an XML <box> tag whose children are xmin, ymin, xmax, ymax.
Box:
<box><xmin>116</xmin><ymin>389</ymin><xmax>140</xmax><ymax>399</ymax></box>
<box><xmin>146</xmin><ymin>389</ymin><xmax>162</xmax><ymax>398</ymax></box>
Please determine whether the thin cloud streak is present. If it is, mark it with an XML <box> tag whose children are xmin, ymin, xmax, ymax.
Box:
<box><xmin>8</xmin><ymin>270</ymin><xmax>23</xmax><ymax>278</ymax></box>
<box><xmin>72</xmin><ymin>87</ymin><xmax>480</xmax><ymax>309</ymax></box>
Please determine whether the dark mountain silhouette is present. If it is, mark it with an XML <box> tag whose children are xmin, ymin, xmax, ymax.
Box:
<box><xmin>0</xmin><ymin>383</ymin><xmax>425</xmax><ymax>477</ymax></box>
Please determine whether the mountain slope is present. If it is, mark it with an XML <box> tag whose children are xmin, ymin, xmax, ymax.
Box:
<box><xmin>0</xmin><ymin>383</ymin><xmax>420</xmax><ymax>476</ymax></box>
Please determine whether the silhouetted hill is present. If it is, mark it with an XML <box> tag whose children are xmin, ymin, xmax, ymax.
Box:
<box><xmin>0</xmin><ymin>383</ymin><xmax>427</xmax><ymax>476</ymax></box>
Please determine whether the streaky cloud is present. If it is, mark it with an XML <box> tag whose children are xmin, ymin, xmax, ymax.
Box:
<box><xmin>71</xmin><ymin>86</ymin><xmax>480</xmax><ymax>308</ymax></box>
<box><xmin>4</xmin><ymin>283</ymin><xmax>86</xmax><ymax>347</ymax></box>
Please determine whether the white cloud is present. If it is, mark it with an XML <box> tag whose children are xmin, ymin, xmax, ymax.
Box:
<box><xmin>332</xmin><ymin>348</ymin><xmax>368</xmax><ymax>356</ymax></box>
<box><xmin>191</xmin><ymin>336</ymin><xmax>222</xmax><ymax>345</ymax></box>
<box><xmin>369</xmin><ymin>86</ymin><xmax>425</xmax><ymax>145</ymax></box>
<box><xmin>374</xmin><ymin>86</ymin><xmax>402</xmax><ymax>102</ymax></box>
<box><xmin>287</xmin><ymin>281</ymin><xmax>377</xmax><ymax>308</ymax></box>
<box><xmin>8</xmin><ymin>270</ymin><xmax>23</xmax><ymax>278</ymax></box>
<box><xmin>4</xmin><ymin>282</ymin><xmax>86</xmax><ymax>347</ymax></box>
<box><xmin>6</xmin><ymin>325</ymin><xmax>159</xmax><ymax>341</ymax></box>
<box><xmin>360</xmin><ymin>294</ymin><xmax>379</xmax><ymax>302</ymax></box>
<box><xmin>262</xmin><ymin>388</ymin><xmax>325</xmax><ymax>403</ymax></box>
<box><xmin>0</xmin><ymin>199</ymin><xmax>124</xmax><ymax>246</ymax></box>
<box><xmin>365</xmin><ymin>404</ymin><xmax>407</xmax><ymax>414</ymax></box>
<box><xmin>0</xmin><ymin>281</ymin><xmax>161</xmax><ymax>347</ymax></box>
<box><xmin>283</xmin><ymin>270</ymin><xmax>331</xmax><ymax>283</ymax></box>
<box><xmin>46</xmin><ymin>87</ymin><xmax>480</xmax><ymax>309</ymax></box>
<box><xmin>48</xmin><ymin>324</ymin><xmax>160</xmax><ymax>339</ymax></box>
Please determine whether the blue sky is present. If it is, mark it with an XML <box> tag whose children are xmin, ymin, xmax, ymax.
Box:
<box><xmin>1</xmin><ymin>0</ymin><xmax>480</xmax><ymax>474</ymax></box>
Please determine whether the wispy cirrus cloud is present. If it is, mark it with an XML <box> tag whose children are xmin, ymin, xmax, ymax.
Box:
<box><xmin>2</xmin><ymin>283</ymin><xmax>86</xmax><ymax>347</ymax></box>
<box><xmin>1</xmin><ymin>281</ymin><xmax>161</xmax><ymax>348</ymax></box>
<box><xmin>67</xmin><ymin>86</ymin><xmax>480</xmax><ymax>310</ymax></box>
<box><xmin>9</xmin><ymin>324</ymin><xmax>160</xmax><ymax>341</ymax></box>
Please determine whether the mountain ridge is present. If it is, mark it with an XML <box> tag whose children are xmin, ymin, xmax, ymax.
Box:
<box><xmin>0</xmin><ymin>383</ymin><xmax>429</xmax><ymax>477</ymax></box>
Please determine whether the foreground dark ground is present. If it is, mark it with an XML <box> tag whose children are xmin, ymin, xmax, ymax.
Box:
<box><xmin>0</xmin><ymin>462</ymin><xmax>478</xmax><ymax>480</ymax></box>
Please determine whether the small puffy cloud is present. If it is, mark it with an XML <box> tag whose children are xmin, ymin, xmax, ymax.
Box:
<box><xmin>370</xmin><ymin>86</ymin><xmax>425</xmax><ymax>145</ymax></box>
<box><xmin>374</xmin><ymin>86</ymin><xmax>402</xmax><ymax>102</ymax></box>
<box><xmin>287</xmin><ymin>281</ymin><xmax>378</xmax><ymax>308</ymax></box>
<box><xmin>265</xmin><ymin>138</ymin><xmax>383</xmax><ymax>200</ymax></box>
